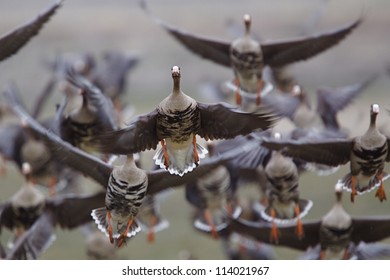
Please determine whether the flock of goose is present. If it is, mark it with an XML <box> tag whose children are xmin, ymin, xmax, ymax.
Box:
<box><xmin>0</xmin><ymin>0</ymin><xmax>390</xmax><ymax>260</ymax></box>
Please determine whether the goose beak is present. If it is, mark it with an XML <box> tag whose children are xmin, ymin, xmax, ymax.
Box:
<box><xmin>171</xmin><ymin>66</ymin><xmax>181</xmax><ymax>78</ymax></box>
<box><xmin>371</xmin><ymin>104</ymin><xmax>380</xmax><ymax>114</ymax></box>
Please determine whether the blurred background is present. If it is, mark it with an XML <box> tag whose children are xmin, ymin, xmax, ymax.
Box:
<box><xmin>0</xmin><ymin>0</ymin><xmax>390</xmax><ymax>259</ymax></box>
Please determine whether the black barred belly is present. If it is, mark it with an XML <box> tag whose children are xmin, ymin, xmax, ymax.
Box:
<box><xmin>106</xmin><ymin>174</ymin><xmax>147</xmax><ymax>214</ymax></box>
<box><xmin>157</xmin><ymin>104</ymin><xmax>200</xmax><ymax>142</ymax></box>
<box><xmin>353</xmin><ymin>144</ymin><xmax>387</xmax><ymax>176</ymax></box>
<box><xmin>14</xmin><ymin>205</ymin><xmax>43</xmax><ymax>228</ymax></box>
<box><xmin>230</xmin><ymin>49</ymin><xmax>262</xmax><ymax>73</ymax></box>
<box><xmin>64</xmin><ymin>120</ymin><xmax>98</xmax><ymax>148</ymax></box>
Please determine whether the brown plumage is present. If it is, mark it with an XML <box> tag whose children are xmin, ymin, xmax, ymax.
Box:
<box><xmin>262</xmin><ymin>104</ymin><xmax>390</xmax><ymax>202</ymax></box>
<box><xmin>142</xmin><ymin>1</ymin><xmax>362</xmax><ymax>106</ymax></box>
<box><xmin>91</xmin><ymin>66</ymin><xmax>277</xmax><ymax>176</ymax></box>
<box><xmin>230</xmin><ymin>183</ymin><xmax>390</xmax><ymax>259</ymax></box>
<box><xmin>0</xmin><ymin>0</ymin><xmax>62</xmax><ymax>62</ymax></box>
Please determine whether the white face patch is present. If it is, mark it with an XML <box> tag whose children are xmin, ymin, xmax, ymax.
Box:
<box><xmin>334</xmin><ymin>181</ymin><xmax>343</xmax><ymax>193</ymax></box>
<box><xmin>274</xmin><ymin>132</ymin><xmax>282</xmax><ymax>140</ymax></box>
<box><xmin>243</xmin><ymin>14</ymin><xmax>251</xmax><ymax>22</ymax></box>
<box><xmin>22</xmin><ymin>162</ymin><xmax>31</xmax><ymax>175</ymax></box>
<box><xmin>372</xmin><ymin>104</ymin><xmax>380</xmax><ymax>114</ymax></box>
<box><xmin>171</xmin><ymin>66</ymin><xmax>180</xmax><ymax>75</ymax></box>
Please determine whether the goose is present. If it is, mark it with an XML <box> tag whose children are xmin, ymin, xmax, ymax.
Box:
<box><xmin>4</xmin><ymin>89</ymin><xmax>262</xmax><ymax>247</ymax></box>
<box><xmin>262</xmin><ymin>104</ymin><xmax>390</xmax><ymax>202</ymax></box>
<box><xmin>91</xmin><ymin>66</ymin><xmax>277</xmax><ymax>176</ymax></box>
<box><xmin>142</xmin><ymin>1</ymin><xmax>362</xmax><ymax>106</ymax></box>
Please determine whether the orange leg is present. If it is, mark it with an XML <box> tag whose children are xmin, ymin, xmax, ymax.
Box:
<box><xmin>204</xmin><ymin>209</ymin><xmax>218</xmax><ymax>240</ymax></box>
<box><xmin>15</xmin><ymin>227</ymin><xmax>25</xmax><ymax>239</ymax></box>
<box><xmin>121</xmin><ymin>219</ymin><xmax>134</xmax><ymax>239</ymax></box>
<box><xmin>269</xmin><ymin>209</ymin><xmax>280</xmax><ymax>244</ymax></box>
<box><xmin>319</xmin><ymin>250</ymin><xmax>325</xmax><ymax>260</ymax></box>
<box><xmin>234</xmin><ymin>78</ymin><xmax>241</xmax><ymax>106</ymax></box>
<box><xmin>225</xmin><ymin>200</ymin><xmax>233</xmax><ymax>218</ymax></box>
<box><xmin>160</xmin><ymin>140</ymin><xmax>169</xmax><ymax>170</ymax></box>
<box><xmin>342</xmin><ymin>248</ymin><xmax>350</xmax><ymax>260</ymax></box>
<box><xmin>350</xmin><ymin>175</ymin><xmax>357</xmax><ymax>203</ymax></box>
<box><xmin>256</xmin><ymin>79</ymin><xmax>263</xmax><ymax>106</ymax></box>
<box><xmin>294</xmin><ymin>205</ymin><xmax>304</xmax><ymax>239</ymax></box>
<box><xmin>192</xmin><ymin>135</ymin><xmax>199</xmax><ymax>166</ymax></box>
<box><xmin>0</xmin><ymin>155</ymin><xmax>7</xmax><ymax>176</ymax></box>
<box><xmin>147</xmin><ymin>216</ymin><xmax>158</xmax><ymax>243</ymax></box>
<box><xmin>48</xmin><ymin>176</ymin><xmax>57</xmax><ymax>197</ymax></box>
<box><xmin>107</xmin><ymin>211</ymin><xmax>114</xmax><ymax>244</ymax></box>
<box><xmin>375</xmin><ymin>173</ymin><xmax>387</xmax><ymax>202</ymax></box>
<box><xmin>118</xmin><ymin>218</ymin><xmax>134</xmax><ymax>248</ymax></box>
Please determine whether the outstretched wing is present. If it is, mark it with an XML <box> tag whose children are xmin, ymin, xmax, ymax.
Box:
<box><xmin>3</xmin><ymin>86</ymin><xmax>112</xmax><ymax>187</ymax></box>
<box><xmin>261</xmin><ymin>137</ymin><xmax>353</xmax><ymax>167</ymax></box>
<box><xmin>351</xmin><ymin>216</ymin><xmax>390</xmax><ymax>244</ymax></box>
<box><xmin>316</xmin><ymin>75</ymin><xmax>377</xmax><ymax>130</ymax></box>
<box><xmin>46</xmin><ymin>192</ymin><xmax>106</xmax><ymax>228</ymax></box>
<box><xmin>0</xmin><ymin>0</ymin><xmax>63</xmax><ymax>62</ymax></box>
<box><xmin>261</xmin><ymin>17</ymin><xmax>362</xmax><ymax>67</ymax></box>
<box><xmin>91</xmin><ymin>109</ymin><xmax>159</xmax><ymax>154</ymax></box>
<box><xmin>229</xmin><ymin>217</ymin><xmax>321</xmax><ymax>251</ymax></box>
<box><xmin>6</xmin><ymin>212</ymin><xmax>56</xmax><ymax>260</ymax></box>
<box><xmin>198</xmin><ymin>102</ymin><xmax>277</xmax><ymax>141</ymax></box>
<box><xmin>141</xmin><ymin>0</ymin><xmax>231</xmax><ymax>67</ymax></box>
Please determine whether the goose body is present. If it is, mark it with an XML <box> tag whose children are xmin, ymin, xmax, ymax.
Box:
<box><xmin>92</xmin><ymin>66</ymin><xmax>277</xmax><ymax>176</ymax></box>
<box><xmin>92</xmin><ymin>155</ymin><xmax>147</xmax><ymax>247</ymax></box>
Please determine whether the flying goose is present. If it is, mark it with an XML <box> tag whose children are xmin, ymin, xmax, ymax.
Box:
<box><xmin>230</xmin><ymin>183</ymin><xmax>390</xmax><ymax>259</ymax></box>
<box><xmin>142</xmin><ymin>1</ymin><xmax>362</xmax><ymax>106</ymax></box>
<box><xmin>185</xmin><ymin>164</ymin><xmax>233</xmax><ymax>239</ymax></box>
<box><xmin>56</xmin><ymin>66</ymin><xmax>118</xmax><ymax>153</ymax></box>
<box><xmin>91</xmin><ymin>66</ymin><xmax>277</xmax><ymax>176</ymax></box>
<box><xmin>4</xmin><ymin>88</ymin><xmax>262</xmax><ymax>247</ymax></box>
<box><xmin>262</xmin><ymin>104</ymin><xmax>390</xmax><ymax>202</ymax></box>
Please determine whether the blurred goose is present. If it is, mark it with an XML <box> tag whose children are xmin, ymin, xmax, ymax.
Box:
<box><xmin>137</xmin><ymin>194</ymin><xmax>169</xmax><ymax>243</ymax></box>
<box><xmin>91</xmin><ymin>66</ymin><xmax>277</xmax><ymax>176</ymax></box>
<box><xmin>186</xmin><ymin>164</ymin><xmax>234</xmax><ymax>239</ymax></box>
<box><xmin>5</xmin><ymin>91</ymin><xmax>261</xmax><ymax>247</ymax></box>
<box><xmin>261</xmin><ymin>75</ymin><xmax>376</xmax><ymax>131</ymax></box>
<box><xmin>3</xmin><ymin>85</ymin><xmax>78</xmax><ymax>195</ymax></box>
<box><xmin>84</xmin><ymin>229</ymin><xmax>119</xmax><ymax>260</ymax></box>
<box><xmin>142</xmin><ymin>1</ymin><xmax>361</xmax><ymax>106</ymax></box>
<box><xmin>229</xmin><ymin>184</ymin><xmax>390</xmax><ymax>259</ymax></box>
<box><xmin>91</xmin><ymin>50</ymin><xmax>140</xmax><ymax>106</ymax></box>
<box><xmin>0</xmin><ymin>163</ymin><xmax>106</xmax><ymax>259</ymax></box>
<box><xmin>259</xmin><ymin>133</ymin><xmax>312</xmax><ymax>243</ymax></box>
<box><xmin>56</xmin><ymin>66</ymin><xmax>118</xmax><ymax>152</ymax></box>
<box><xmin>0</xmin><ymin>0</ymin><xmax>62</xmax><ymax>62</ymax></box>
<box><xmin>222</xmin><ymin>232</ymin><xmax>275</xmax><ymax>260</ymax></box>
<box><xmin>262</xmin><ymin>104</ymin><xmax>390</xmax><ymax>202</ymax></box>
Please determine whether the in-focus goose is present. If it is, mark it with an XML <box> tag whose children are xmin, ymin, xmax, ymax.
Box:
<box><xmin>262</xmin><ymin>104</ymin><xmax>390</xmax><ymax>202</ymax></box>
<box><xmin>0</xmin><ymin>0</ymin><xmax>62</xmax><ymax>62</ymax></box>
<box><xmin>91</xmin><ymin>66</ymin><xmax>277</xmax><ymax>176</ymax></box>
<box><xmin>5</xmin><ymin>91</ymin><xmax>261</xmax><ymax>247</ymax></box>
<box><xmin>142</xmin><ymin>1</ymin><xmax>361</xmax><ymax>106</ymax></box>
